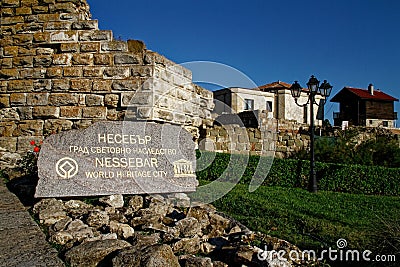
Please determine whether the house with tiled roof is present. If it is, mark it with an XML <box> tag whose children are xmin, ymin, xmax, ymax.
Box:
<box><xmin>213</xmin><ymin>81</ymin><xmax>325</xmax><ymax>125</ymax></box>
<box><xmin>331</xmin><ymin>84</ymin><xmax>398</xmax><ymax>128</ymax></box>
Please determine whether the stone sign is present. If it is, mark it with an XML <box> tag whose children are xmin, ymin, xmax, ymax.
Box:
<box><xmin>35</xmin><ymin>121</ymin><xmax>198</xmax><ymax>197</ymax></box>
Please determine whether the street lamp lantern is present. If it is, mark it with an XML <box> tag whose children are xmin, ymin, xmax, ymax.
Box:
<box><xmin>307</xmin><ymin>75</ymin><xmax>320</xmax><ymax>93</ymax></box>
<box><xmin>319</xmin><ymin>80</ymin><xmax>333</xmax><ymax>97</ymax></box>
<box><xmin>290</xmin><ymin>81</ymin><xmax>302</xmax><ymax>99</ymax></box>
<box><xmin>290</xmin><ymin>75</ymin><xmax>333</xmax><ymax>193</ymax></box>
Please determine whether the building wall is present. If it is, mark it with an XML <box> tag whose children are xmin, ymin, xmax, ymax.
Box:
<box><xmin>213</xmin><ymin>88</ymin><xmax>324</xmax><ymax>126</ymax></box>
<box><xmin>0</xmin><ymin>0</ymin><xmax>214</xmax><ymax>160</ymax></box>
<box><xmin>214</xmin><ymin>88</ymin><xmax>275</xmax><ymax>115</ymax></box>
<box><xmin>365</xmin><ymin>100</ymin><xmax>395</xmax><ymax>120</ymax></box>
<box><xmin>366</xmin><ymin>119</ymin><xmax>396</xmax><ymax>128</ymax></box>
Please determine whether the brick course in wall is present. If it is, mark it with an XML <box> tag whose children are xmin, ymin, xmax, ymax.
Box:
<box><xmin>0</xmin><ymin>0</ymin><xmax>214</xmax><ymax>162</ymax></box>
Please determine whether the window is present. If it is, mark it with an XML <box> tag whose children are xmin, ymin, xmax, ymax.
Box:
<box><xmin>303</xmin><ymin>106</ymin><xmax>308</xmax><ymax>123</ymax></box>
<box><xmin>266</xmin><ymin>101</ymin><xmax>273</xmax><ymax>112</ymax></box>
<box><xmin>244</xmin><ymin>99</ymin><xmax>254</xmax><ymax>110</ymax></box>
<box><xmin>369</xmin><ymin>120</ymin><xmax>373</xmax><ymax>125</ymax></box>
<box><xmin>383</xmin><ymin>121</ymin><xmax>389</xmax><ymax>127</ymax></box>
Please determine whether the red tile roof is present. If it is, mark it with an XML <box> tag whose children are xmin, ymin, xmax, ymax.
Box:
<box><xmin>254</xmin><ymin>81</ymin><xmax>308</xmax><ymax>92</ymax></box>
<box><xmin>345</xmin><ymin>87</ymin><xmax>398</xmax><ymax>101</ymax></box>
<box><xmin>256</xmin><ymin>81</ymin><xmax>292</xmax><ymax>90</ymax></box>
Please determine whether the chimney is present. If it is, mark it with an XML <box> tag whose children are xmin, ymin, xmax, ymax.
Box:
<box><xmin>368</xmin><ymin>83</ymin><xmax>374</xmax><ymax>95</ymax></box>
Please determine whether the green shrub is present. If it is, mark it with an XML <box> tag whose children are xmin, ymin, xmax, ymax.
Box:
<box><xmin>196</xmin><ymin>151</ymin><xmax>400</xmax><ymax>196</ymax></box>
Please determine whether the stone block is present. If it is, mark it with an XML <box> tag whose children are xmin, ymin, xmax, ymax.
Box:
<box><xmin>17</xmin><ymin>107</ymin><xmax>33</xmax><ymax>120</ymax></box>
<box><xmin>13</xmin><ymin>56</ymin><xmax>34</xmax><ymax>67</ymax></box>
<box><xmin>34</xmin><ymin>79</ymin><xmax>51</xmax><ymax>91</ymax></box>
<box><xmin>104</xmin><ymin>94</ymin><xmax>119</xmax><ymax>107</ymax></box>
<box><xmin>15</xmin><ymin>23</ymin><xmax>43</xmax><ymax>33</ymax></box>
<box><xmin>79</xmin><ymin>30</ymin><xmax>112</xmax><ymax>42</ymax></box>
<box><xmin>33</xmin><ymin>32</ymin><xmax>50</xmax><ymax>43</ymax></box>
<box><xmin>0</xmin><ymin>95</ymin><xmax>10</xmax><ymax>108</ymax></box>
<box><xmin>80</xmin><ymin>42</ymin><xmax>100</xmax><ymax>52</ymax></box>
<box><xmin>14</xmin><ymin>120</ymin><xmax>44</xmax><ymax>136</ymax></box>
<box><xmin>52</xmin><ymin>79</ymin><xmax>70</xmax><ymax>91</ymax></box>
<box><xmin>0</xmin><ymin>137</ymin><xmax>17</xmax><ymax>153</ymax></box>
<box><xmin>101</xmin><ymin>41</ymin><xmax>128</xmax><ymax>52</ymax></box>
<box><xmin>37</xmin><ymin>14</ymin><xmax>60</xmax><ymax>23</ymax></box>
<box><xmin>82</xmin><ymin>107</ymin><xmax>107</xmax><ymax>119</ymax></box>
<box><xmin>52</xmin><ymin>53</ymin><xmax>72</xmax><ymax>65</ymax></box>
<box><xmin>1</xmin><ymin>16</ymin><xmax>24</xmax><ymax>25</ymax></box>
<box><xmin>49</xmin><ymin>93</ymin><xmax>80</xmax><ymax>106</ymax></box>
<box><xmin>10</xmin><ymin>93</ymin><xmax>26</xmax><ymax>106</ymax></box>
<box><xmin>83</xmin><ymin>67</ymin><xmax>102</xmax><ymax>77</ymax></box>
<box><xmin>32</xmin><ymin>5</ymin><xmax>49</xmax><ymax>14</ymax></box>
<box><xmin>8</xmin><ymin>80</ymin><xmax>33</xmax><ymax>92</ymax></box>
<box><xmin>60</xmin><ymin>106</ymin><xmax>82</xmax><ymax>119</ymax></box>
<box><xmin>18</xmin><ymin>47</ymin><xmax>36</xmax><ymax>56</ymax></box>
<box><xmin>4</xmin><ymin>46</ymin><xmax>19</xmax><ymax>57</ymax></box>
<box><xmin>44</xmin><ymin>119</ymin><xmax>73</xmax><ymax>135</ymax></box>
<box><xmin>72</xmin><ymin>53</ymin><xmax>93</xmax><ymax>65</ymax></box>
<box><xmin>2</xmin><ymin>0</ymin><xmax>20</xmax><ymax>7</ymax></box>
<box><xmin>70</xmin><ymin>79</ymin><xmax>92</xmax><ymax>92</ymax></box>
<box><xmin>71</xmin><ymin>20</ymin><xmax>98</xmax><ymax>30</ymax></box>
<box><xmin>44</xmin><ymin>21</ymin><xmax>72</xmax><ymax>31</ymax></box>
<box><xmin>155</xmin><ymin>110</ymin><xmax>173</xmax><ymax>121</ymax></box>
<box><xmin>13</xmin><ymin>34</ymin><xmax>33</xmax><ymax>45</ymax></box>
<box><xmin>106</xmin><ymin>109</ymin><xmax>125</xmax><ymax>121</ymax></box>
<box><xmin>19</xmin><ymin>68</ymin><xmax>46</xmax><ymax>79</ymax></box>
<box><xmin>131</xmin><ymin>66</ymin><xmax>153</xmax><ymax>77</ymax></box>
<box><xmin>114</xmin><ymin>54</ymin><xmax>140</xmax><ymax>65</ymax></box>
<box><xmin>50</xmin><ymin>31</ymin><xmax>78</xmax><ymax>43</ymax></box>
<box><xmin>24</xmin><ymin>14</ymin><xmax>38</xmax><ymax>23</ymax></box>
<box><xmin>20</xmin><ymin>0</ymin><xmax>38</xmax><ymax>6</ymax></box>
<box><xmin>33</xmin><ymin>106</ymin><xmax>60</xmax><ymax>118</ymax></box>
<box><xmin>27</xmin><ymin>93</ymin><xmax>49</xmax><ymax>106</ymax></box>
<box><xmin>0</xmin><ymin>122</ymin><xmax>17</xmax><ymax>137</ymax></box>
<box><xmin>174</xmin><ymin>113</ymin><xmax>186</xmax><ymax>124</ymax></box>
<box><xmin>46</xmin><ymin>67</ymin><xmax>63</xmax><ymax>78</ymax></box>
<box><xmin>137</xmin><ymin>107</ymin><xmax>152</xmax><ymax>119</ymax></box>
<box><xmin>1</xmin><ymin>58</ymin><xmax>13</xmax><ymax>68</ymax></box>
<box><xmin>1</xmin><ymin>8</ymin><xmax>14</xmax><ymax>16</ymax></box>
<box><xmin>103</xmin><ymin>67</ymin><xmax>130</xmax><ymax>79</ymax></box>
<box><xmin>92</xmin><ymin>80</ymin><xmax>112</xmax><ymax>92</ymax></box>
<box><xmin>127</xmin><ymin>39</ymin><xmax>146</xmax><ymax>53</ymax></box>
<box><xmin>63</xmin><ymin>67</ymin><xmax>82</xmax><ymax>77</ymax></box>
<box><xmin>49</xmin><ymin>2</ymin><xmax>76</xmax><ymax>13</ymax></box>
<box><xmin>0</xmin><ymin>69</ymin><xmax>19</xmax><ymax>79</ymax></box>
<box><xmin>93</xmin><ymin>54</ymin><xmax>111</xmax><ymax>65</ymax></box>
<box><xmin>60</xmin><ymin>43</ymin><xmax>79</xmax><ymax>52</ymax></box>
<box><xmin>121</xmin><ymin>92</ymin><xmax>153</xmax><ymax>107</ymax></box>
<box><xmin>60</xmin><ymin>13</ymin><xmax>80</xmax><ymax>21</ymax></box>
<box><xmin>36</xmin><ymin>48</ymin><xmax>55</xmax><ymax>55</ymax></box>
<box><xmin>85</xmin><ymin>95</ymin><xmax>104</xmax><ymax>106</ymax></box>
<box><xmin>112</xmin><ymin>79</ymin><xmax>139</xmax><ymax>91</ymax></box>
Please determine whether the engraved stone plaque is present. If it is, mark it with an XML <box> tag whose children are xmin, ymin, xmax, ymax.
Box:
<box><xmin>35</xmin><ymin>121</ymin><xmax>197</xmax><ymax>197</ymax></box>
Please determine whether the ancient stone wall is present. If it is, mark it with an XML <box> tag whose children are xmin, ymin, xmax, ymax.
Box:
<box><xmin>199</xmin><ymin>124</ymin><xmax>310</xmax><ymax>158</ymax></box>
<box><xmin>0</xmin><ymin>0</ymin><xmax>214</xmax><ymax>163</ymax></box>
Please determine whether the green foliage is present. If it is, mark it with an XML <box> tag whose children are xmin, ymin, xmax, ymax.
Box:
<box><xmin>196</xmin><ymin>151</ymin><xmax>400</xmax><ymax>196</ymax></box>
<box><xmin>292</xmin><ymin>129</ymin><xmax>400</xmax><ymax>168</ymax></box>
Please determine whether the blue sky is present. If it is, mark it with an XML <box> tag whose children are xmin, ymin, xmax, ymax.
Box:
<box><xmin>88</xmin><ymin>0</ymin><xmax>400</xmax><ymax>124</ymax></box>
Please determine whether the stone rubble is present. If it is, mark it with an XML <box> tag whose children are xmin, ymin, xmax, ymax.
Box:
<box><xmin>32</xmin><ymin>194</ymin><xmax>319</xmax><ymax>267</ymax></box>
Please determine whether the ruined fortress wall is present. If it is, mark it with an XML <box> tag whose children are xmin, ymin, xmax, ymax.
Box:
<box><xmin>0</xmin><ymin>0</ymin><xmax>214</xmax><ymax>163</ymax></box>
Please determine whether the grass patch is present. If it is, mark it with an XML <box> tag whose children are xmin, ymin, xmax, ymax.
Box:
<box><xmin>204</xmin><ymin>180</ymin><xmax>399</xmax><ymax>265</ymax></box>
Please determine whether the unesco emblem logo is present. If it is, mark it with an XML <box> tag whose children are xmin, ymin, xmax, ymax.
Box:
<box><xmin>56</xmin><ymin>157</ymin><xmax>79</xmax><ymax>179</ymax></box>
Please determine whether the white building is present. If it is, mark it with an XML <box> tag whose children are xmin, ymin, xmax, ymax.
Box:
<box><xmin>213</xmin><ymin>81</ymin><xmax>326</xmax><ymax>125</ymax></box>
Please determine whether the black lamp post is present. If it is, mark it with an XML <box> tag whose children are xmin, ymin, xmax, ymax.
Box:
<box><xmin>290</xmin><ymin>75</ymin><xmax>332</xmax><ymax>193</ymax></box>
